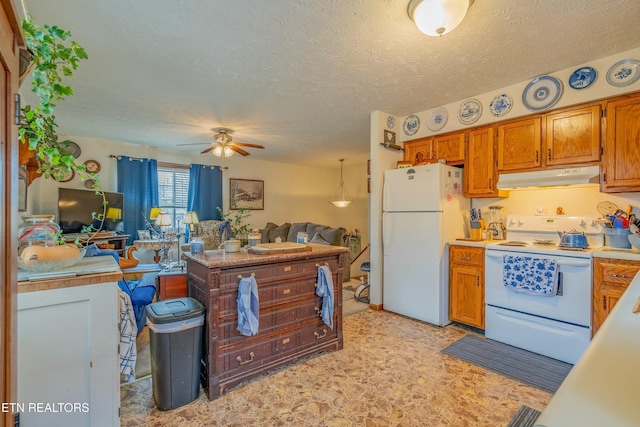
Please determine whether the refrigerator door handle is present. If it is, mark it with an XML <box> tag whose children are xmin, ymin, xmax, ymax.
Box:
<box><xmin>382</xmin><ymin>212</ymin><xmax>389</xmax><ymax>256</ymax></box>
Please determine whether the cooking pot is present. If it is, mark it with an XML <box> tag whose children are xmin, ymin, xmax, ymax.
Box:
<box><xmin>557</xmin><ymin>230</ymin><xmax>589</xmax><ymax>248</ymax></box>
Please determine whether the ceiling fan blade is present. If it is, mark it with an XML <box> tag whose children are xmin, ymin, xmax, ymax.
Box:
<box><xmin>233</xmin><ymin>142</ymin><xmax>265</xmax><ymax>149</ymax></box>
<box><xmin>200</xmin><ymin>146</ymin><xmax>215</xmax><ymax>154</ymax></box>
<box><xmin>177</xmin><ymin>142</ymin><xmax>213</xmax><ymax>146</ymax></box>
<box><xmin>229</xmin><ymin>145</ymin><xmax>250</xmax><ymax>156</ymax></box>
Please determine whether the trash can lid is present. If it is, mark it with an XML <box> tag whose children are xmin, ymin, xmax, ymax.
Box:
<box><xmin>146</xmin><ymin>297</ymin><xmax>205</xmax><ymax>324</ymax></box>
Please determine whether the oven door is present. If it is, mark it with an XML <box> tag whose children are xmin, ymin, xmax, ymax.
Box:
<box><xmin>485</xmin><ymin>249</ymin><xmax>592</xmax><ymax>327</ymax></box>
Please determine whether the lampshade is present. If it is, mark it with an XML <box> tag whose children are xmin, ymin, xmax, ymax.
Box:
<box><xmin>106</xmin><ymin>207</ymin><xmax>122</xmax><ymax>220</ymax></box>
<box><xmin>155</xmin><ymin>211</ymin><xmax>172</xmax><ymax>227</ymax></box>
<box><xmin>149</xmin><ymin>207</ymin><xmax>161</xmax><ymax>220</ymax></box>
<box><xmin>184</xmin><ymin>211</ymin><xmax>199</xmax><ymax>225</ymax></box>
<box><xmin>212</xmin><ymin>145</ymin><xmax>234</xmax><ymax>157</ymax></box>
<box><xmin>329</xmin><ymin>159</ymin><xmax>352</xmax><ymax>208</ymax></box>
<box><xmin>408</xmin><ymin>0</ymin><xmax>471</xmax><ymax>36</ymax></box>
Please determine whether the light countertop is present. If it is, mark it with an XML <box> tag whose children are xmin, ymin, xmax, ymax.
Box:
<box><xmin>534</xmin><ymin>270</ymin><xmax>640</xmax><ymax>426</ymax></box>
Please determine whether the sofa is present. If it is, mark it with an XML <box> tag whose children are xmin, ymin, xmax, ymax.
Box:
<box><xmin>184</xmin><ymin>220</ymin><xmax>351</xmax><ymax>282</ymax></box>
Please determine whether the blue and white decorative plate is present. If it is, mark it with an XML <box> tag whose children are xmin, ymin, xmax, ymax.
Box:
<box><xmin>403</xmin><ymin>114</ymin><xmax>420</xmax><ymax>136</ymax></box>
<box><xmin>522</xmin><ymin>75</ymin><xmax>563</xmax><ymax>111</ymax></box>
<box><xmin>489</xmin><ymin>93</ymin><xmax>513</xmax><ymax>117</ymax></box>
<box><xmin>569</xmin><ymin>66</ymin><xmax>597</xmax><ymax>90</ymax></box>
<box><xmin>606</xmin><ymin>59</ymin><xmax>640</xmax><ymax>87</ymax></box>
<box><xmin>387</xmin><ymin>115</ymin><xmax>395</xmax><ymax>129</ymax></box>
<box><xmin>427</xmin><ymin>107</ymin><xmax>448</xmax><ymax>131</ymax></box>
<box><xmin>457</xmin><ymin>99</ymin><xmax>482</xmax><ymax>125</ymax></box>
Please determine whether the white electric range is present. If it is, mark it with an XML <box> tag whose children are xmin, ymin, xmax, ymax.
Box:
<box><xmin>484</xmin><ymin>215</ymin><xmax>603</xmax><ymax>364</ymax></box>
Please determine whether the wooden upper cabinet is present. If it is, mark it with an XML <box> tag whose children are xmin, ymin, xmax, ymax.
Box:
<box><xmin>433</xmin><ymin>131</ymin><xmax>465</xmax><ymax>165</ymax></box>
<box><xmin>497</xmin><ymin>117</ymin><xmax>542</xmax><ymax>171</ymax></box>
<box><xmin>545</xmin><ymin>104</ymin><xmax>601</xmax><ymax>166</ymax></box>
<box><xmin>465</xmin><ymin>126</ymin><xmax>501</xmax><ymax>198</ymax></box>
<box><xmin>602</xmin><ymin>93</ymin><xmax>640</xmax><ymax>192</ymax></box>
<box><xmin>403</xmin><ymin>137</ymin><xmax>434</xmax><ymax>165</ymax></box>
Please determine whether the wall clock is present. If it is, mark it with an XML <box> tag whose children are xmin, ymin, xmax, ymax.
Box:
<box><xmin>84</xmin><ymin>159</ymin><xmax>101</xmax><ymax>173</ymax></box>
<box><xmin>57</xmin><ymin>169</ymin><xmax>74</xmax><ymax>183</ymax></box>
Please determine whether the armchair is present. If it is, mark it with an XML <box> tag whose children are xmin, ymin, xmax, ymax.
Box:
<box><xmin>182</xmin><ymin>219</ymin><xmax>224</xmax><ymax>253</ymax></box>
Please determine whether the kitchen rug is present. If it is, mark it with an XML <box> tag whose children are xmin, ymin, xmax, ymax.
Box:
<box><xmin>506</xmin><ymin>405</ymin><xmax>541</xmax><ymax>427</ymax></box>
<box><xmin>442</xmin><ymin>334</ymin><xmax>572</xmax><ymax>393</ymax></box>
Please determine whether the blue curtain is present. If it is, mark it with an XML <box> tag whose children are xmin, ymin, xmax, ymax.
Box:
<box><xmin>187</xmin><ymin>164</ymin><xmax>223</xmax><ymax>221</ymax></box>
<box><xmin>117</xmin><ymin>156</ymin><xmax>159</xmax><ymax>245</ymax></box>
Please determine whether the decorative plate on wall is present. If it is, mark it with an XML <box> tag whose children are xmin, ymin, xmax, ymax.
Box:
<box><xmin>403</xmin><ymin>114</ymin><xmax>420</xmax><ymax>136</ymax></box>
<box><xmin>522</xmin><ymin>75</ymin><xmax>563</xmax><ymax>111</ymax></box>
<box><xmin>65</xmin><ymin>141</ymin><xmax>81</xmax><ymax>158</ymax></box>
<box><xmin>426</xmin><ymin>107</ymin><xmax>448</xmax><ymax>131</ymax></box>
<box><xmin>387</xmin><ymin>115</ymin><xmax>395</xmax><ymax>129</ymax></box>
<box><xmin>56</xmin><ymin>169</ymin><xmax>75</xmax><ymax>183</ymax></box>
<box><xmin>84</xmin><ymin>179</ymin><xmax>96</xmax><ymax>189</ymax></box>
<box><xmin>568</xmin><ymin>66</ymin><xmax>597</xmax><ymax>90</ymax></box>
<box><xmin>457</xmin><ymin>99</ymin><xmax>482</xmax><ymax>125</ymax></box>
<box><xmin>606</xmin><ymin>59</ymin><xmax>640</xmax><ymax>87</ymax></box>
<box><xmin>489</xmin><ymin>93</ymin><xmax>513</xmax><ymax>117</ymax></box>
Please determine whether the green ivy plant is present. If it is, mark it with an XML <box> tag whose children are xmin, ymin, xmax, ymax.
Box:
<box><xmin>19</xmin><ymin>16</ymin><xmax>92</xmax><ymax>183</ymax></box>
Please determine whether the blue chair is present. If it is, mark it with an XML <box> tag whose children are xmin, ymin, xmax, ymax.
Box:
<box><xmin>87</xmin><ymin>246</ymin><xmax>157</xmax><ymax>334</ymax></box>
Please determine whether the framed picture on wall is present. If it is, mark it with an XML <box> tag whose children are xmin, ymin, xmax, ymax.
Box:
<box><xmin>230</xmin><ymin>178</ymin><xmax>264</xmax><ymax>210</ymax></box>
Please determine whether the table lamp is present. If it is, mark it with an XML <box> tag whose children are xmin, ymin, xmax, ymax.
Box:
<box><xmin>155</xmin><ymin>211</ymin><xmax>172</xmax><ymax>232</ymax></box>
<box><xmin>149</xmin><ymin>207</ymin><xmax>161</xmax><ymax>221</ymax></box>
<box><xmin>184</xmin><ymin>211</ymin><xmax>199</xmax><ymax>236</ymax></box>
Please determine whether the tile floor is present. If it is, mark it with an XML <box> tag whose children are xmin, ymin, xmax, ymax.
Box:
<box><xmin>120</xmin><ymin>309</ymin><xmax>551</xmax><ymax>426</ymax></box>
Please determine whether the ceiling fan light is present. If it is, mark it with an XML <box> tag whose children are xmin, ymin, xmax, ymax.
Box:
<box><xmin>212</xmin><ymin>145</ymin><xmax>223</xmax><ymax>157</ymax></box>
<box><xmin>223</xmin><ymin>146</ymin><xmax>234</xmax><ymax>157</ymax></box>
<box><xmin>408</xmin><ymin>0</ymin><xmax>470</xmax><ymax>36</ymax></box>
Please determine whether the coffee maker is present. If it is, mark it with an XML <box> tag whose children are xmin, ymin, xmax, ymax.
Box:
<box><xmin>486</xmin><ymin>206</ymin><xmax>506</xmax><ymax>240</ymax></box>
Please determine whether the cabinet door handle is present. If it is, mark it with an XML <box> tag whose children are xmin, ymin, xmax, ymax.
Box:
<box><xmin>535</xmin><ymin>150</ymin><xmax>539</xmax><ymax>163</ymax></box>
<box><xmin>476</xmin><ymin>275</ymin><xmax>479</xmax><ymax>287</ymax></box>
<box><xmin>237</xmin><ymin>352</ymin><xmax>255</xmax><ymax>365</ymax></box>
<box><xmin>314</xmin><ymin>328</ymin><xmax>328</xmax><ymax>339</ymax></box>
<box><xmin>548</xmin><ymin>148</ymin><xmax>551</xmax><ymax>160</ymax></box>
<box><xmin>602</xmin><ymin>296</ymin><xmax>607</xmax><ymax>311</ymax></box>
<box><xmin>488</xmin><ymin>178</ymin><xmax>492</xmax><ymax>188</ymax></box>
<box><xmin>612</xmin><ymin>273</ymin><xmax>633</xmax><ymax>280</ymax></box>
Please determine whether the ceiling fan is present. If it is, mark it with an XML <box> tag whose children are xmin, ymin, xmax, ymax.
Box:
<box><xmin>178</xmin><ymin>128</ymin><xmax>265</xmax><ymax>157</ymax></box>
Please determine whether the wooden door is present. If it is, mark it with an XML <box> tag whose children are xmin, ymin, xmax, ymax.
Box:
<box><xmin>465</xmin><ymin>126</ymin><xmax>497</xmax><ymax>197</ymax></box>
<box><xmin>0</xmin><ymin>1</ymin><xmax>24</xmax><ymax>425</ymax></box>
<box><xmin>433</xmin><ymin>132</ymin><xmax>465</xmax><ymax>165</ymax></box>
<box><xmin>449</xmin><ymin>264</ymin><xmax>484</xmax><ymax>328</ymax></box>
<box><xmin>545</xmin><ymin>104</ymin><xmax>601</xmax><ymax>166</ymax></box>
<box><xmin>602</xmin><ymin>93</ymin><xmax>640</xmax><ymax>192</ymax></box>
<box><xmin>403</xmin><ymin>137</ymin><xmax>433</xmax><ymax>165</ymax></box>
<box><xmin>592</xmin><ymin>258</ymin><xmax>640</xmax><ymax>336</ymax></box>
<box><xmin>497</xmin><ymin>117</ymin><xmax>542</xmax><ymax>171</ymax></box>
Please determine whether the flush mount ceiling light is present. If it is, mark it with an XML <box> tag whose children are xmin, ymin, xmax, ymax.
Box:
<box><xmin>408</xmin><ymin>0</ymin><xmax>473</xmax><ymax>37</ymax></box>
<box><xmin>329</xmin><ymin>159</ymin><xmax>352</xmax><ymax>208</ymax></box>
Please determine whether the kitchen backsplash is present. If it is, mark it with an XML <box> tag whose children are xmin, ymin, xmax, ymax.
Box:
<box><xmin>471</xmin><ymin>184</ymin><xmax>640</xmax><ymax>218</ymax></box>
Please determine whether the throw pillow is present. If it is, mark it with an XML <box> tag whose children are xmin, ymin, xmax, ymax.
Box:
<box><xmin>268</xmin><ymin>223</ymin><xmax>291</xmax><ymax>243</ymax></box>
<box><xmin>319</xmin><ymin>227</ymin><xmax>347</xmax><ymax>247</ymax></box>
<box><xmin>309</xmin><ymin>232</ymin><xmax>331</xmax><ymax>245</ymax></box>
<box><xmin>259</xmin><ymin>222</ymin><xmax>278</xmax><ymax>243</ymax></box>
<box><xmin>287</xmin><ymin>222</ymin><xmax>309</xmax><ymax>242</ymax></box>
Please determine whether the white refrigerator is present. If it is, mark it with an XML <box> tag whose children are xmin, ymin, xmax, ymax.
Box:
<box><xmin>382</xmin><ymin>163</ymin><xmax>469</xmax><ymax>326</ymax></box>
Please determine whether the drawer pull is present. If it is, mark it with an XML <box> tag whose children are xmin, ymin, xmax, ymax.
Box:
<box><xmin>237</xmin><ymin>273</ymin><xmax>256</xmax><ymax>279</ymax></box>
<box><xmin>314</xmin><ymin>328</ymin><xmax>328</xmax><ymax>339</ymax></box>
<box><xmin>612</xmin><ymin>273</ymin><xmax>633</xmax><ymax>280</ymax></box>
<box><xmin>315</xmin><ymin>306</ymin><xmax>320</xmax><ymax>314</ymax></box>
<box><xmin>237</xmin><ymin>352</ymin><xmax>255</xmax><ymax>365</ymax></box>
<box><xmin>284</xmin><ymin>266</ymin><xmax>292</xmax><ymax>272</ymax></box>
<box><xmin>283</xmin><ymin>288</ymin><xmax>291</xmax><ymax>294</ymax></box>
<box><xmin>282</xmin><ymin>338</ymin><xmax>290</xmax><ymax>345</ymax></box>
<box><xmin>315</xmin><ymin>262</ymin><xmax>329</xmax><ymax>268</ymax></box>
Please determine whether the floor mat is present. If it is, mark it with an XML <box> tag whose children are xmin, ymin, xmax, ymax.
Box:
<box><xmin>506</xmin><ymin>405</ymin><xmax>541</xmax><ymax>427</ymax></box>
<box><xmin>442</xmin><ymin>334</ymin><xmax>572</xmax><ymax>393</ymax></box>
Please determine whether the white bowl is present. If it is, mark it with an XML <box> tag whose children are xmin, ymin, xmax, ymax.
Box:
<box><xmin>629</xmin><ymin>233</ymin><xmax>640</xmax><ymax>252</ymax></box>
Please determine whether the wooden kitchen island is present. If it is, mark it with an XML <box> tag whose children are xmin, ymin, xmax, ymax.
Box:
<box><xmin>184</xmin><ymin>243</ymin><xmax>347</xmax><ymax>400</ymax></box>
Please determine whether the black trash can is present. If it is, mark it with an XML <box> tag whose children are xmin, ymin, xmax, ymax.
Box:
<box><xmin>146</xmin><ymin>297</ymin><xmax>205</xmax><ymax>411</ymax></box>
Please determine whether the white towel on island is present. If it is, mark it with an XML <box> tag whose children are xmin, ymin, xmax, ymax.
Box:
<box><xmin>316</xmin><ymin>265</ymin><xmax>334</xmax><ymax>329</ymax></box>
<box><xmin>503</xmin><ymin>255</ymin><xmax>558</xmax><ymax>296</ymax></box>
<box><xmin>237</xmin><ymin>276</ymin><xmax>260</xmax><ymax>336</ymax></box>
<box><xmin>119</xmin><ymin>289</ymin><xmax>137</xmax><ymax>382</ymax></box>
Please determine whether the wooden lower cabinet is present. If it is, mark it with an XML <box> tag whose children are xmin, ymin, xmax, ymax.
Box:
<box><xmin>156</xmin><ymin>271</ymin><xmax>187</xmax><ymax>300</ymax></box>
<box><xmin>449</xmin><ymin>245</ymin><xmax>485</xmax><ymax>329</ymax></box>
<box><xmin>592</xmin><ymin>257</ymin><xmax>640</xmax><ymax>336</ymax></box>
<box><xmin>186</xmin><ymin>249</ymin><xmax>345</xmax><ymax>400</ymax></box>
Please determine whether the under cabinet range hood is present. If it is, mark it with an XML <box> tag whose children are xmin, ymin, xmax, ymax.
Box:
<box><xmin>496</xmin><ymin>166</ymin><xmax>600</xmax><ymax>189</ymax></box>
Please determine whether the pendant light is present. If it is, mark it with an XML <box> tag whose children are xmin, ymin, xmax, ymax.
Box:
<box><xmin>329</xmin><ymin>159</ymin><xmax>352</xmax><ymax>208</ymax></box>
<box><xmin>408</xmin><ymin>0</ymin><xmax>472</xmax><ymax>37</ymax></box>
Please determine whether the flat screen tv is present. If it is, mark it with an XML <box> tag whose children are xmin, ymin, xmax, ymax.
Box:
<box><xmin>58</xmin><ymin>188</ymin><xmax>125</xmax><ymax>234</ymax></box>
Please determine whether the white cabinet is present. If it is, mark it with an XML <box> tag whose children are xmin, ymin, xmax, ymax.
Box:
<box><xmin>17</xmin><ymin>281</ymin><xmax>119</xmax><ymax>427</ymax></box>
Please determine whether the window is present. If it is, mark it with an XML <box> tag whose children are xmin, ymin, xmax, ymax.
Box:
<box><xmin>157</xmin><ymin>164</ymin><xmax>189</xmax><ymax>229</ymax></box>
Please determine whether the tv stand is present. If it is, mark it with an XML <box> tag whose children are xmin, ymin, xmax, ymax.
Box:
<box><xmin>64</xmin><ymin>233</ymin><xmax>130</xmax><ymax>257</ymax></box>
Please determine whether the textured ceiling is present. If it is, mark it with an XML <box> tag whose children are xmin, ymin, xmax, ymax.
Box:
<box><xmin>18</xmin><ymin>0</ymin><xmax>640</xmax><ymax>168</ymax></box>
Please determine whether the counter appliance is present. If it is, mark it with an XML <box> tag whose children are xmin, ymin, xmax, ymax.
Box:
<box><xmin>382</xmin><ymin>163</ymin><xmax>469</xmax><ymax>325</ymax></box>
